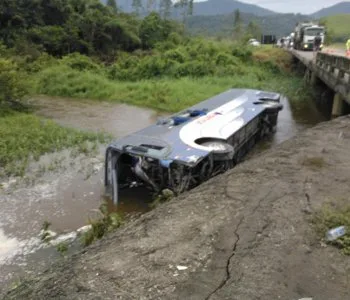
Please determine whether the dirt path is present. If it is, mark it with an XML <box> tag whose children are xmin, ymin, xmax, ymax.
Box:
<box><xmin>4</xmin><ymin>116</ymin><xmax>350</xmax><ymax>300</ymax></box>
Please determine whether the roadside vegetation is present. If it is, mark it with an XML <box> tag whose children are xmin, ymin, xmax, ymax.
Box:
<box><xmin>313</xmin><ymin>202</ymin><xmax>350</xmax><ymax>255</ymax></box>
<box><xmin>81</xmin><ymin>202</ymin><xmax>123</xmax><ymax>247</ymax></box>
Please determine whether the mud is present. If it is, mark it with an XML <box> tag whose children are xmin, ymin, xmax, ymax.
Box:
<box><xmin>4</xmin><ymin>116</ymin><xmax>350</xmax><ymax>300</ymax></box>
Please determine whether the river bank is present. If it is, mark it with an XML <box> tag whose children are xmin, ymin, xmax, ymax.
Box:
<box><xmin>4</xmin><ymin>115</ymin><xmax>350</xmax><ymax>299</ymax></box>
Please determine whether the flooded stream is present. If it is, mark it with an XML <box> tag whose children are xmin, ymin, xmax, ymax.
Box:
<box><xmin>0</xmin><ymin>95</ymin><xmax>326</xmax><ymax>291</ymax></box>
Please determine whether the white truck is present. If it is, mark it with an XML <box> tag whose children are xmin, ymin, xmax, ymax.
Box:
<box><xmin>293</xmin><ymin>22</ymin><xmax>325</xmax><ymax>51</ymax></box>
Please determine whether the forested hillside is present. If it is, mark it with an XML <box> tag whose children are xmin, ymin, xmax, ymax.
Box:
<box><xmin>187</xmin><ymin>12</ymin><xmax>309</xmax><ymax>38</ymax></box>
<box><xmin>0</xmin><ymin>0</ymin><xmax>183</xmax><ymax>59</ymax></box>
<box><xmin>311</xmin><ymin>2</ymin><xmax>350</xmax><ymax>18</ymax></box>
<box><xmin>321</xmin><ymin>14</ymin><xmax>350</xmax><ymax>42</ymax></box>
<box><xmin>101</xmin><ymin>0</ymin><xmax>275</xmax><ymax>16</ymax></box>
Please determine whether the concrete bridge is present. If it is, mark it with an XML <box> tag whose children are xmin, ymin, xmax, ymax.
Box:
<box><xmin>290</xmin><ymin>49</ymin><xmax>350</xmax><ymax>117</ymax></box>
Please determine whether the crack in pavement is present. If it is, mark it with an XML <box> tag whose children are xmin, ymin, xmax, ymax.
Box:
<box><xmin>205</xmin><ymin>216</ymin><xmax>244</xmax><ymax>300</ymax></box>
<box><xmin>205</xmin><ymin>188</ymin><xmax>290</xmax><ymax>300</ymax></box>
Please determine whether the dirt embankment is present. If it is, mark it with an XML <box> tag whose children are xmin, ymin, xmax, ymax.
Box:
<box><xmin>4</xmin><ymin>117</ymin><xmax>350</xmax><ymax>300</ymax></box>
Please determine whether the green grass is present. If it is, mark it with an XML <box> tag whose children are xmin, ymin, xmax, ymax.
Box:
<box><xmin>29</xmin><ymin>44</ymin><xmax>307</xmax><ymax>113</ymax></box>
<box><xmin>322</xmin><ymin>14</ymin><xmax>350</xmax><ymax>43</ymax></box>
<box><xmin>81</xmin><ymin>202</ymin><xmax>123</xmax><ymax>247</ymax></box>
<box><xmin>313</xmin><ymin>203</ymin><xmax>350</xmax><ymax>255</ymax></box>
<box><xmin>0</xmin><ymin>112</ymin><xmax>108</xmax><ymax>177</ymax></box>
<box><xmin>35</xmin><ymin>63</ymin><xmax>305</xmax><ymax>113</ymax></box>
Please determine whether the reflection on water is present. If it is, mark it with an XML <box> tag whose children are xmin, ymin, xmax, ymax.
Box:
<box><xmin>106</xmin><ymin>187</ymin><xmax>153</xmax><ymax>215</ymax></box>
<box><xmin>249</xmin><ymin>96</ymin><xmax>327</xmax><ymax>155</ymax></box>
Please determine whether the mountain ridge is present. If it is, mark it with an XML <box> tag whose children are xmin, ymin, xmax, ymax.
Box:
<box><xmin>311</xmin><ymin>1</ymin><xmax>350</xmax><ymax>18</ymax></box>
<box><xmin>104</xmin><ymin>0</ymin><xmax>350</xmax><ymax>18</ymax></box>
<box><xmin>102</xmin><ymin>0</ymin><xmax>276</xmax><ymax>16</ymax></box>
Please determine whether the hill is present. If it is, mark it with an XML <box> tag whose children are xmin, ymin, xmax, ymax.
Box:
<box><xmin>102</xmin><ymin>0</ymin><xmax>276</xmax><ymax>16</ymax></box>
<box><xmin>311</xmin><ymin>1</ymin><xmax>350</xmax><ymax>18</ymax></box>
<box><xmin>190</xmin><ymin>0</ymin><xmax>274</xmax><ymax>16</ymax></box>
<box><xmin>187</xmin><ymin>12</ymin><xmax>308</xmax><ymax>38</ymax></box>
<box><xmin>321</xmin><ymin>14</ymin><xmax>350</xmax><ymax>42</ymax></box>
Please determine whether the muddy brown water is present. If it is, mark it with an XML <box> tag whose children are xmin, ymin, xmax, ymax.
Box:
<box><xmin>0</xmin><ymin>95</ymin><xmax>326</xmax><ymax>291</ymax></box>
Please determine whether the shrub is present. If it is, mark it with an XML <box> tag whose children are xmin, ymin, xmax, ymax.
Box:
<box><xmin>25</xmin><ymin>53</ymin><xmax>57</xmax><ymax>73</ymax></box>
<box><xmin>232</xmin><ymin>46</ymin><xmax>252</xmax><ymax>61</ymax></box>
<box><xmin>60</xmin><ymin>53</ymin><xmax>102</xmax><ymax>73</ymax></box>
<box><xmin>81</xmin><ymin>202</ymin><xmax>123</xmax><ymax>247</ymax></box>
<box><xmin>136</xmin><ymin>56</ymin><xmax>166</xmax><ymax>78</ymax></box>
<box><xmin>37</xmin><ymin>65</ymin><xmax>117</xmax><ymax>99</ymax></box>
<box><xmin>173</xmin><ymin>61</ymin><xmax>215</xmax><ymax>78</ymax></box>
<box><xmin>0</xmin><ymin>59</ymin><xmax>28</xmax><ymax>105</ymax></box>
<box><xmin>108</xmin><ymin>55</ymin><xmax>141</xmax><ymax>80</ymax></box>
<box><xmin>215</xmin><ymin>52</ymin><xmax>239</xmax><ymax>66</ymax></box>
<box><xmin>167</xmin><ymin>32</ymin><xmax>183</xmax><ymax>45</ymax></box>
<box><xmin>163</xmin><ymin>48</ymin><xmax>187</xmax><ymax>63</ymax></box>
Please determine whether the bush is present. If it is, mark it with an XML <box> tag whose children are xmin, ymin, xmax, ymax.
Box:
<box><xmin>215</xmin><ymin>52</ymin><xmax>239</xmax><ymax>66</ymax></box>
<box><xmin>167</xmin><ymin>32</ymin><xmax>183</xmax><ymax>45</ymax></box>
<box><xmin>60</xmin><ymin>53</ymin><xmax>102</xmax><ymax>73</ymax></box>
<box><xmin>232</xmin><ymin>46</ymin><xmax>252</xmax><ymax>61</ymax></box>
<box><xmin>137</xmin><ymin>56</ymin><xmax>166</xmax><ymax>78</ymax></box>
<box><xmin>25</xmin><ymin>53</ymin><xmax>57</xmax><ymax>73</ymax></box>
<box><xmin>37</xmin><ymin>65</ymin><xmax>117</xmax><ymax>99</ymax></box>
<box><xmin>0</xmin><ymin>59</ymin><xmax>28</xmax><ymax>105</ymax></box>
<box><xmin>140</xmin><ymin>12</ymin><xmax>175</xmax><ymax>49</ymax></box>
<box><xmin>173</xmin><ymin>61</ymin><xmax>215</xmax><ymax>78</ymax></box>
<box><xmin>163</xmin><ymin>49</ymin><xmax>187</xmax><ymax>63</ymax></box>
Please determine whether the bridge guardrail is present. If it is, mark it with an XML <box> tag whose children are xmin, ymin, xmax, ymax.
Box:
<box><xmin>316</xmin><ymin>52</ymin><xmax>350</xmax><ymax>83</ymax></box>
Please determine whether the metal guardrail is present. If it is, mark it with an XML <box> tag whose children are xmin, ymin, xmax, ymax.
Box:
<box><xmin>315</xmin><ymin>52</ymin><xmax>350</xmax><ymax>83</ymax></box>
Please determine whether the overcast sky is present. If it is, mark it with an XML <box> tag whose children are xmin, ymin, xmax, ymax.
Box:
<box><xmin>236</xmin><ymin>0</ymin><xmax>347</xmax><ymax>14</ymax></box>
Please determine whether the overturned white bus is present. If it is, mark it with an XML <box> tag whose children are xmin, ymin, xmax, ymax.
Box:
<box><xmin>105</xmin><ymin>89</ymin><xmax>283</xmax><ymax>204</ymax></box>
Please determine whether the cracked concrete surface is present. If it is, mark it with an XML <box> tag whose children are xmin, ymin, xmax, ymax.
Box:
<box><xmin>4</xmin><ymin>116</ymin><xmax>350</xmax><ymax>300</ymax></box>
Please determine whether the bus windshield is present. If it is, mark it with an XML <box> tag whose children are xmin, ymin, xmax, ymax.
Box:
<box><xmin>305</xmin><ymin>28</ymin><xmax>324</xmax><ymax>36</ymax></box>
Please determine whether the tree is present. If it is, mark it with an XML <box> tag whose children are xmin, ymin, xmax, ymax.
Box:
<box><xmin>159</xmin><ymin>0</ymin><xmax>172</xmax><ymax>19</ymax></box>
<box><xmin>246</xmin><ymin>21</ymin><xmax>261</xmax><ymax>40</ymax></box>
<box><xmin>146</xmin><ymin>0</ymin><xmax>155</xmax><ymax>13</ymax></box>
<box><xmin>132</xmin><ymin>0</ymin><xmax>142</xmax><ymax>15</ymax></box>
<box><xmin>139</xmin><ymin>12</ymin><xmax>174</xmax><ymax>49</ymax></box>
<box><xmin>0</xmin><ymin>0</ymin><xmax>142</xmax><ymax>58</ymax></box>
<box><xmin>106</xmin><ymin>0</ymin><xmax>118</xmax><ymax>13</ymax></box>
<box><xmin>233</xmin><ymin>9</ymin><xmax>243</xmax><ymax>40</ymax></box>
<box><xmin>174</xmin><ymin>0</ymin><xmax>194</xmax><ymax>26</ymax></box>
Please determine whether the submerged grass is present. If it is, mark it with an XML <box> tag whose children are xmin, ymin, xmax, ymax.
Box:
<box><xmin>81</xmin><ymin>202</ymin><xmax>123</xmax><ymax>247</ymax></box>
<box><xmin>0</xmin><ymin>111</ymin><xmax>108</xmax><ymax>177</ymax></box>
